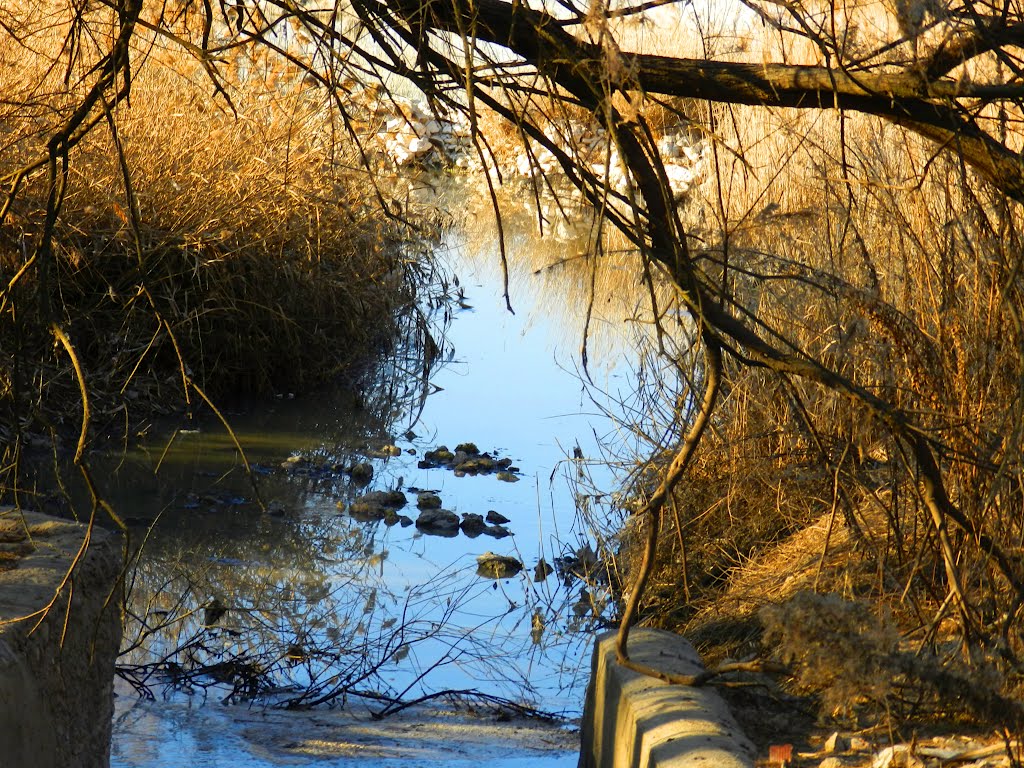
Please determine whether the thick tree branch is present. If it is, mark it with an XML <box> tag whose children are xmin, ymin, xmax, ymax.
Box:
<box><xmin>376</xmin><ymin>0</ymin><xmax>1024</xmax><ymax>203</ymax></box>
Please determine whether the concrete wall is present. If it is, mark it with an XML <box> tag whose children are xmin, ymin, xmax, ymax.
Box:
<box><xmin>0</xmin><ymin>508</ymin><xmax>123</xmax><ymax>768</ymax></box>
<box><xmin>579</xmin><ymin>628</ymin><xmax>756</xmax><ymax>768</ymax></box>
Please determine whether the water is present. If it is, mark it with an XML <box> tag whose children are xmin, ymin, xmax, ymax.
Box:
<box><xmin>109</xmin><ymin>183</ymin><xmax>651</xmax><ymax>767</ymax></box>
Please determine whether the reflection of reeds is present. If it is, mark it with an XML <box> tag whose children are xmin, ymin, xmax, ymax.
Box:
<box><xmin>454</xmin><ymin>181</ymin><xmax>681</xmax><ymax>369</ymax></box>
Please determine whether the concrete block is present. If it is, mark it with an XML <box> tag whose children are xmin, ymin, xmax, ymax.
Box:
<box><xmin>579</xmin><ymin>628</ymin><xmax>755</xmax><ymax>768</ymax></box>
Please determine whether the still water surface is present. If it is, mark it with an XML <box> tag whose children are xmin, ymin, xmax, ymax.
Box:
<box><xmin>109</xmin><ymin>188</ymin><xmax>650</xmax><ymax>767</ymax></box>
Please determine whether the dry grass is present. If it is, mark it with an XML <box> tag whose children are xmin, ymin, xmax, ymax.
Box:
<box><xmin>0</xmin><ymin>3</ymin><xmax>433</xmax><ymax>479</ymax></box>
<box><xmin>556</xmin><ymin>9</ymin><xmax>1024</xmax><ymax>733</ymax></box>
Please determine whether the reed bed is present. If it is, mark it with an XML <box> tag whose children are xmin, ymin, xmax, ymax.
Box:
<box><xmin>558</xmin><ymin>10</ymin><xmax>1024</xmax><ymax>732</ymax></box>
<box><xmin>1</xmin><ymin>3</ymin><xmax>432</xmax><ymax>494</ymax></box>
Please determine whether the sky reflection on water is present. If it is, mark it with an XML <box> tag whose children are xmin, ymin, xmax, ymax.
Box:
<box><xmin>112</xmin><ymin>195</ymin><xmax>650</xmax><ymax>767</ymax></box>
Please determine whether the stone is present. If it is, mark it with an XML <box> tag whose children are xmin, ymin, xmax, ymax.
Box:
<box><xmin>824</xmin><ymin>733</ymin><xmax>849</xmax><ymax>753</ymax></box>
<box><xmin>534</xmin><ymin>558</ymin><xmax>554</xmax><ymax>581</ymax></box>
<box><xmin>348</xmin><ymin>500</ymin><xmax>387</xmax><ymax>522</ymax></box>
<box><xmin>496</xmin><ymin>471</ymin><xmax>519</xmax><ymax>483</ymax></box>
<box><xmin>349</xmin><ymin>462</ymin><xmax>374</xmax><ymax>484</ymax></box>
<box><xmin>417</xmin><ymin>492</ymin><xmax>442</xmax><ymax>509</ymax></box>
<box><xmin>820</xmin><ymin>758</ymin><xmax>845</xmax><ymax>768</ymax></box>
<box><xmin>484</xmin><ymin>524</ymin><xmax>512</xmax><ymax>538</ymax></box>
<box><xmin>460</xmin><ymin>513</ymin><xmax>487</xmax><ymax>537</ymax></box>
<box><xmin>476</xmin><ymin>552</ymin><xmax>523</xmax><ymax>579</ymax></box>
<box><xmin>1</xmin><ymin>508</ymin><xmax>123</xmax><ymax>768</ymax></box>
<box><xmin>348</xmin><ymin>490</ymin><xmax>407</xmax><ymax>521</ymax></box>
<box><xmin>872</xmin><ymin>746</ymin><xmax>924</xmax><ymax>768</ymax></box>
<box><xmin>415</xmin><ymin>508</ymin><xmax>460</xmax><ymax>536</ymax></box>
<box><xmin>485</xmin><ymin>510</ymin><xmax>510</xmax><ymax>524</ymax></box>
<box><xmin>455</xmin><ymin>442</ymin><xmax>479</xmax><ymax>454</ymax></box>
<box><xmin>359</xmin><ymin>490</ymin><xmax>406</xmax><ymax>508</ymax></box>
<box><xmin>579</xmin><ymin>629</ymin><xmax>755</xmax><ymax>768</ymax></box>
<box><xmin>423</xmin><ymin>446</ymin><xmax>455</xmax><ymax>466</ymax></box>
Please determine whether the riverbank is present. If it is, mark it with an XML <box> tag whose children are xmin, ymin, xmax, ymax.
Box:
<box><xmin>0</xmin><ymin>508</ymin><xmax>122</xmax><ymax>768</ymax></box>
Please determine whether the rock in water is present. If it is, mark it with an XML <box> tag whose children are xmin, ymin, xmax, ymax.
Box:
<box><xmin>533</xmin><ymin>558</ymin><xmax>554</xmax><ymax>582</ymax></box>
<box><xmin>349</xmin><ymin>462</ymin><xmax>374</xmax><ymax>485</ymax></box>
<box><xmin>415</xmin><ymin>508</ymin><xmax>460</xmax><ymax>536</ymax></box>
<box><xmin>417</xmin><ymin>491</ymin><xmax>442</xmax><ymax>509</ymax></box>
<box><xmin>476</xmin><ymin>552</ymin><xmax>523</xmax><ymax>579</ymax></box>
<box><xmin>483</xmin><ymin>524</ymin><xmax>512</xmax><ymax>538</ymax></box>
<box><xmin>460</xmin><ymin>513</ymin><xmax>487</xmax><ymax>537</ymax></box>
<box><xmin>485</xmin><ymin>510</ymin><xmax>510</xmax><ymax>525</ymax></box>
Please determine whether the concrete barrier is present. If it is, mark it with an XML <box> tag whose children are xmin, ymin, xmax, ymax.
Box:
<box><xmin>579</xmin><ymin>628</ymin><xmax>756</xmax><ymax>768</ymax></box>
<box><xmin>0</xmin><ymin>508</ymin><xmax>123</xmax><ymax>768</ymax></box>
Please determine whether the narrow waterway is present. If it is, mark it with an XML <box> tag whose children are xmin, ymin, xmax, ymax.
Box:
<box><xmin>109</xmin><ymin>182</ymin><xmax>654</xmax><ymax>767</ymax></box>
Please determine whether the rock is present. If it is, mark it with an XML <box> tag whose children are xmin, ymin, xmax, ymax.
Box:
<box><xmin>872</xmin><ymin>746</ymin><xmax>924</xmax><ymax>768</ymax></box>
<box><xmin>360</xmin><ymin>490</ymin><xmax>407</xmax><ymax>508</ymax></box>
<box><xmin>415</xmin><ymin>508</ymin><xmax>460</xmax><ymax>536</ymax></box>
<box><xmin>203</xmin><ymin>597</ymin><xmax>228</xmax><ymax>627</ymax></box>
<box><xmin>349</xmin><ymin>462</ymin><xmax>374</xmax><ymax>484</ymax></box>
<box><xmin>398</xmin><ymin>515</ymin><xmax>414</xmax><ymax>527</ymax></box>
<box><xmin>850</xmin><ymin>738</ymin><xmax>871</xmax><ymax>752</ymax></box>
<box><xmin>417</xmin><ymin>492</ymin><xmax>442</xmax><ymax>509</ymax></box>
<box><xmin>347</xmin><ymin>490</ymin><xmax>407</xmax><ymax>521</ymax></box>
<box><xmin>825</xmin><ymin>733</ymin><xmax>849</xmax><ymax>753</ymax></box>
<box><xmin>382</xmin><ymin>510</ymin><xmax>401</xmax><ymax>526</ymax></box>
<box><xmin>534</xmin><ymin>558</ymin><xmax>554</xmax><ymax>582</ymax></box>
<box><xmin>485</xmin><ymin>510</ymin><xmax>510</xmax><ymax>525</ymax></box>
<box><xmin>820</xmin><ymin>758</ymin><xmax>844</xmax><ymax>768</ymax></box>
<box><xmin>423</xmin><ymin>446</ymin><xmax>455</xmax><ymax>466</ymax></box>
<box><xmin>460</xmin><ymin>513</ymin><xmax>487</xmax><ymax>537</ymax></box>
<box><xmin>531</xmin><ymin>609</ymin><xmax>545</xmax><ymax>643</ymax></box>
<box><xmin>455</xmin><ymin>456</ymin><xmax>495</xmax><ymax>474</ymax></box>
<box><xmin>496</xmin><ymin>471</ymin><xmax>519</xmax><ymax>483</ymax></box>
<box><xmin>348</xmin><ymin>501</ymin><xmax>386</xmax><ymax>522</ymax></box>
<box><xmin>476</xmin><ymin>552</ymin><xmax>523</xmax><ymax>579</ymax></box>
<box><xmin>381</xmin><ymin>444</ymin><xmax>402</xmax><ymax>457</ymax></box>
<box><xmin>455</xmin><ymin>442</ymin><xmax>479</xmax><ymax>455</ymax></box>
<box><xmin>484</xmin><ymin>524</ymin><xmax>512</xmax><ymax>538</ymax></box>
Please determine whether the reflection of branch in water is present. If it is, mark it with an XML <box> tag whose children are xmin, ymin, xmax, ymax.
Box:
<box><xmin>116</xmin><ymin>536</ymin><xmax>581</xmax><ymax>717</ymax></box>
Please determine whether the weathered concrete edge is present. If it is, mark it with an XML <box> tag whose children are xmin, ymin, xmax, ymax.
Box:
<box><xmin>579</xmin><ymin>628</ymin><xmax>756</xmax><ymax>768</ymax></box>
<box><xmin>0</xmin><ymin>507</ymin><xmax>123</xmax><ymax>768</ymax></box>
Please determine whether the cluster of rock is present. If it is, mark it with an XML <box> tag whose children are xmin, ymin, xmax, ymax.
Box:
<box><xmin>279</xmin><ymin>453</ymin><xmax>382</xmax><ymax>486</ymax></box>
<box><xmin>342</xmin><ymin>488</ymin><xmax>515</xmax><ymax>540</ymax></box>
<box><xmin>366</xmin><ymin>94</ymin><xmax>472</xmax><ymax>166</ymax></box>
<box><xmin>513</xmin><ymin>125</ymin><xmax>708</xmax><ymax>202</ymax></box>
<box><xmin>355</xmin><ymin>86</ymin><xmax>709</xmax><ymax>205</ymax></box>
<box><xmin>793</xmin><ymin>732</ymin><xmax>1015</xmax><ymax>768</ymax></box>
<box><xmin>417</xmin><ymin>442</ymin><xmax>520</xmax><ymax>482</ymax></box>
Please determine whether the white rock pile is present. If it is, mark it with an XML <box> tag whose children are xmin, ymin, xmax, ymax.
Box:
<box><xmin>373</xmin><ymin>96</ymin><xmax>470</xmax><ymax>166</ymax></box>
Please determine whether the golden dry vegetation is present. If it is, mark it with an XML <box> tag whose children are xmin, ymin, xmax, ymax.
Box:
<box><xmin>1</xmin><ymin>1</ymin><xmax>429</xmax><ymax>486</ymax></box>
